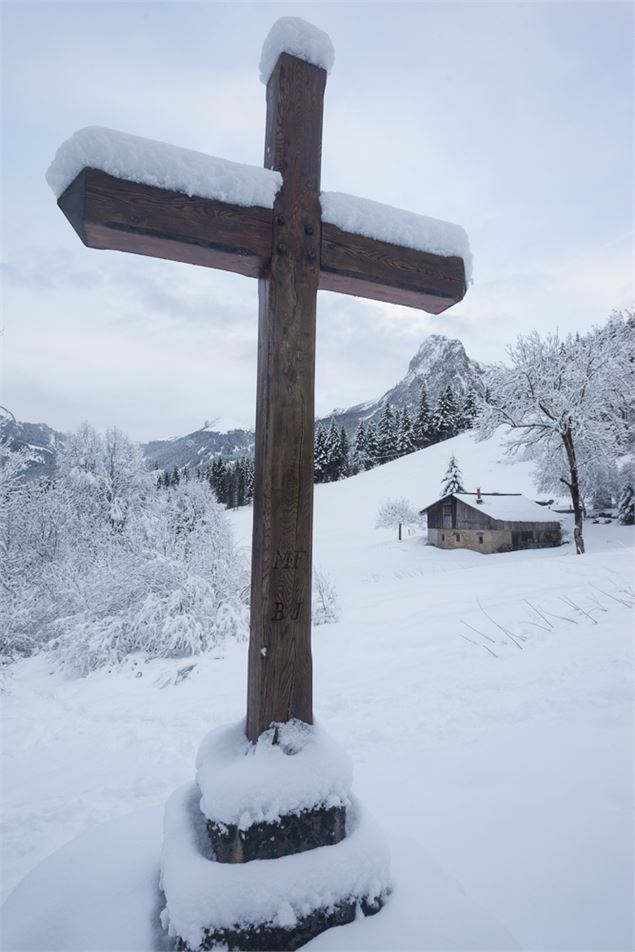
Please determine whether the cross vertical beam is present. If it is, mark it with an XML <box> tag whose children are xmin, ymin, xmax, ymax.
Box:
<box><xmin>246</xmin><ymin>54</ymin><xmax>327</xmax><ymax>742</ymax></box>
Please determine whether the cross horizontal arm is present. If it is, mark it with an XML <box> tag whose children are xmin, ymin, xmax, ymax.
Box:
<box><xmin>319</xmin><ymin>222</ymin><xmax>466</xmax><ymax>314</ymax></box>
<box><xmin>57</xmin><ymin>168</ymin><xmax>273</xmax><ymax>279</ymax></box>
<box><xmin>58</xmin><ymin>167</ymin><xmax>467</xmax><ymax>313</ymax></box>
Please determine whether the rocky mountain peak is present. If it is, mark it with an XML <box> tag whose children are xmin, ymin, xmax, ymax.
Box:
<box><xmin>406</xmin><ymin>335</ymin><xmax>470</xmax><ymax>377</ymax></box>
<box><xmin>318</xmin><ymin>334</ymin><xmax>482</xmax><ymax>435</ymax></box>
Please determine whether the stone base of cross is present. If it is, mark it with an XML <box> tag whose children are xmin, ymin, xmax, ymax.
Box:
<box><xmin>47</xmin><ymin>17</ymin><xmax>470</xmax><ymax>950</ymax></box>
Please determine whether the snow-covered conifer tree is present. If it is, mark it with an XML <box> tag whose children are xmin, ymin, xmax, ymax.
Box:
<box><xmin>338</xmin><ymin>427</ymin><xmax>350</xmax><ymax>479</ymax></box>
<box><xmin>413</xmin><ymin>383</ymin><xmax>433</xmax><ymax>449</ymax></box>
<box><xmin>377</xmin><ymin>403</ymin><xmax>398</xmax><ymax>464</ymax></box>
<box><xmin>244</xmin><ymin>457</ymin><xmax>255</xmax><ymax>503</ymax></box>
<box><xmin>209</xmin><ymin>457</ymin><xmax>229</xmax><ymax>505</ymax></box>
<box><xmin>365</xmin><ymin>420</ymin><xmax>380</xmax><ymax>470</ymax></box>
<box><xmin>321</xmin><ymin>419</ymin><xmax>342</xmax><ymax>482</ymax></box>
<box><xmin>617</xmin><ymin>470</ymin><xmax>634</xmax><ymax>525</ymax></box>
<box><xmin>314</xmin><ymin>424</ymin><xmax>328</xmax><ymax>483</ymax></box>
<box><xmin>350</xmin><ymin>420</ymin><xmax>368</xmax><ymax>474</ymax></box>
<box><xmin>431</xmin><ymin>386</ymin><xmax>459</xmax><ymax>442</ymax></box>
<box><xmin>397</xmin><ymin>407</ymin><xmax>415</xmax><ymax>456</ymax></box>
<box><xmin>458</xmin><ymin>389</ymin><xmax>478</xmax><ymax>432</ymax></box>
<box><xmin>441</xmin><ymin>455</ymin><xmax>465</xmax><ymax>495</ymax></box>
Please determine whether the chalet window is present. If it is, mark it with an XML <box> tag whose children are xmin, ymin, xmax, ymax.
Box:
<box><xmin>478</xmin><ymin>534</ymin><xmax>484</xmax><ymax>544</ymax></box>
<box><xmin>454</xmin><ymin>533</ymin><xmax>460</xmax><ymax>541</ymax></box>
<box><xmin>441</xmin><ymin>533</ymin><xmax>445</xmax><ymax>541</ymax></box>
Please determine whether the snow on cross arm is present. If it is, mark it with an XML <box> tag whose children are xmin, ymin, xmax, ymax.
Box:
<box><xmin>45</xmin><ymin>127</ymin><xmax>282</xmax><ymax>207</ymax></box>
<box><xmin>259</xmin><ymin>17</ymin><xmax>335</xmax><ymax>84</ymax></box>
<box><xmin>321</xmin><ymin>191</ymin><xmax>474</xmax><ymax>283</ymax></box>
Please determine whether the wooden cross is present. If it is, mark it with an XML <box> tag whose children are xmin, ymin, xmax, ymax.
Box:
<box><xmin>54</xmin><ymin>39</ymin><xmax>467</xmax><ymax>743</ymax></box>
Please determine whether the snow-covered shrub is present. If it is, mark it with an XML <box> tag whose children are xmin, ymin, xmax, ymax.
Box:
<box><xmin>1</xmin><ymin>424</ymin><xmax>249</xmax><ymax>673</ymax></box>
<box><xmin>0</xmin><ymin>441</ymin><xmax>44</xmax><ymax>662</ymax></box>
<box><xmin>51</xmin><ymin>478</ymin><xmax>249</xmax><ymax>674</ymax></box>
<box><xmin>312</xmin><ymin>567</ymin><xmax>339</xmax><ymax>625</ymax></box>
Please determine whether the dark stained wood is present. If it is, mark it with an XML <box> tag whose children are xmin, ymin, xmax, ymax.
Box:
<box><xmin>57</xmin><ymin>168</ymin><xmax>273</xmax><ymax>279</ymax></box>
<box><xmin>206</xmin><ymin>803</ymin><xmax>345</xmax><ymax>862</ymax></box>
<box><xmin>320</xmin><ymin>222</ymin><xmax>466</xmax><ymax>314</ymax></box>
<box><xmin>52</xmin><ymin>46</ymin><xmax>471</xmax><ymax>749</ymax></box>
<box><xmin>246</xmin><ymin>52</ymin><xmax>326</xmax><ymax>743</ymax></box>
<box><xmin>182</xmin><ymin>894</ymin><xmax>384</xmax><ymax>951</ymax></box>
<box><xmin>58</xmin><ymin>168</ymin><xmax>466</xmax><ymax>313</ymax></box>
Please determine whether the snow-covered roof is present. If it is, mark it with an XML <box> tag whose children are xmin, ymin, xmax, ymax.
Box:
<box><xmin>422</xmin><ymin>493</ymin><xmax>561</xmax><ymax>524</ymax></box>
<box><xmin>259</xmin><ymin>17</ymin><xmax>335</xmax><ymax>84</ymax></box>
<box><xmin>45</xmin><ymin>127</ymin><xmax>282</xmax><ymax>207</ymax></box>
<box><xmin>321</xmin><ymin>192</ymin><xmax>473</xmax><ymax>283</ymax></box>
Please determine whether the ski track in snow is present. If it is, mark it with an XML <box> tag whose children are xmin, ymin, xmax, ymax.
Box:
<box><xmin>1</xmin><ymin>431</ymin><xmax>633</xmax><ymax>950</ymax></box>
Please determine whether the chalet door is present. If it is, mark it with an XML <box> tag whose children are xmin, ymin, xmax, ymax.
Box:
<box><xmin>442</xmin><ymin>502</ymin><xmax>453</xmax><ymax>529</ymax></box>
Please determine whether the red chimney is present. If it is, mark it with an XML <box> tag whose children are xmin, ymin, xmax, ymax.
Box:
<box><xmin>476</xmin><ymin>487</ymin><xmax>483</xmax><ymax>504</ymax></box>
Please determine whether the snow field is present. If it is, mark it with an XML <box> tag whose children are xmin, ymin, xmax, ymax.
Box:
<box><xmin>1</xmin><ymin>431</ymin><xmax>633</xmax><ymax>950</ymax></box>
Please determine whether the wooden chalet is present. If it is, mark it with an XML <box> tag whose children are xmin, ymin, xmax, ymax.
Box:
<box><xmin>420</xmin><ymin>491</ymin><xmax>562</xmax><ymax>554</ymax></box>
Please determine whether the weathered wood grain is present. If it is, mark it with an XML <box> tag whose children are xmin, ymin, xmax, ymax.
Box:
<box><xmin>320</xmin><ymin>222</ymin><xmax>466</xmax><ymax>314</ymax></box>
<box><xmin>57</xmin><ymin>168</ymin><xmax>273</xmax><ymax>279</ymax></box>
<box><xmin>52</xmin><ymin>48</ymin><xmax>471</xmax><ymax>751</ymax></box>
<box><xmin>246</xmin><ymin>52</ymin><xmax>326</xmax><ymax>742</ymax></box>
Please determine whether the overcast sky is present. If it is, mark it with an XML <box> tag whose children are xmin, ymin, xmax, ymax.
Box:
<box><xmin>1</xmin><ymin>0</ymin><xmax>632</xmax><ymax>441</ymax></box>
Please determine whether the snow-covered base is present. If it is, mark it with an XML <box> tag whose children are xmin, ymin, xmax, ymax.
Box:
<box><xmin>196</xmin><ymin>719</ymin><xmax>352</xmax><ymax>829</ymax></box>
<box><xmin>1</xmin><ymin>800</ymin><xmax>518</xmax><ymax>952</ymax></box>
<box><xmin>160</xmin><ymin>783</ymin><xmax>390</xmax><ymax>950</ymax></box>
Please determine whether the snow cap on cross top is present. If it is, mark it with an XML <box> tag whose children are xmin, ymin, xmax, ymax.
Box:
<box><xmin>259</xmin><ymin>17</ymin><xmax>335</xmax><ymax>84</ymax></box>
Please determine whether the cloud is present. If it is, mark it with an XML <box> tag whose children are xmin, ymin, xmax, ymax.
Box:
<box><xmin>1</xmin><ymin>248</ymin><xmax>104</xmax><ymax>292</ymax></box>
<box><xmin>2</xmin><ymin>0</ymin><xmax>632</xmax><ymax>440</ymax></box>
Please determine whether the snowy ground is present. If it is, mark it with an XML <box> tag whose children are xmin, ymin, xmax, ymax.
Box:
<box><xmin>2</xmin><ymin>432</ymin><xmax>633</xmax><ymax>950</ymax></box>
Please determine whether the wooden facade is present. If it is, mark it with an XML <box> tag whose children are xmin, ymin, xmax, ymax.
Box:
<box><xmin>422</xmin><ymin>494</ymin><xmax>562</xmax><ymax>554</ymax></box>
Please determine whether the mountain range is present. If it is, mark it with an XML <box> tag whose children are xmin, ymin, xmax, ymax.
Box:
<box><xmin>3</xmin><ymin>335</ymin><xmax>482</xmax><ymax>477</ymax></box>
<box><xmin>0</xmin><ymin>410</ymin><xmax>63</xmax><ymax>481</ymax></box>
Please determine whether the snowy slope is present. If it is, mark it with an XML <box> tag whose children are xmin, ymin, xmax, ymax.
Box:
<box><xmin>1</xmin><ymin>431</ymin><xmax>633</xmax><ymax>951</ymax></box>
<box><xmin>299</xmin><ymin>428</ymin><xmax>562</xmax><ymax>598</ymax></box>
